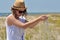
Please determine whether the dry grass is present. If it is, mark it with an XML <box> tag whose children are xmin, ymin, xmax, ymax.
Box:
<box><xmin>0</xmin><ymin>14</ymin><xmax>60</xmax><ymax>40</ymax></box>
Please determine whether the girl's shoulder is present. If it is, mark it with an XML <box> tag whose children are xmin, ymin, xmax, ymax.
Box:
<box><xmin>6</xmin><ymin>14</ymin><xmax>12</xmax><ymax>19</ymax></box>
<box><xmin>6</xmin><ymin>14</ymin><xmax>14</xmax><ymax>26</ymax></box>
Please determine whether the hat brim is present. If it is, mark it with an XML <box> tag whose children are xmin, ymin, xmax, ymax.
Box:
<box><xmin>12</xmin><ymin>7</ymin><xmax>27</xmax><ymax>11</ymax></box>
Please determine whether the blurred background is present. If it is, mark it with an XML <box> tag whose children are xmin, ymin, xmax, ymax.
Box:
<box><xmin>0</xmin><ymin>0</ymin><xmax>60</xmax><ymax>40</ymax></box>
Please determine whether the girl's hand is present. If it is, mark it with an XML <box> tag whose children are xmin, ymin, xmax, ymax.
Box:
<box><xmin>39</xmin><ymin>15</ymin><xmax>48</xmax><ymax>21</ymax></box>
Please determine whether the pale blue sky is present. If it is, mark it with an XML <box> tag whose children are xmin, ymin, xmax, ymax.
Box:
<box><xmin>0</xmin><ymin>0</ymin><xmax>60</xmax><ymax>13</ymax></box>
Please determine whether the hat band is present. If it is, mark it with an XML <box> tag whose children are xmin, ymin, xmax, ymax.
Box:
<box><xmin>13</xmin><ymin>5</ymin><xmax>21</xmax><ymax>8</ymax></box>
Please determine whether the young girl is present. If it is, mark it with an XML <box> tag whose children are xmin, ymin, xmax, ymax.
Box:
<box><xmin>5</xmin><ymin>0</ymin><xmax>48</xmax><ymax>40</ymax></box>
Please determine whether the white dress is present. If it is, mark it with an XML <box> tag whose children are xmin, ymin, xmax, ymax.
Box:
<box><xmin>6</xmin><ymin>16</ymin><xmax>26</xmax><ymax>40</ymax></box>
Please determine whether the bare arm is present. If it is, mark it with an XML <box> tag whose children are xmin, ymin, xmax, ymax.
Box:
<box><xmin>7</xmin><ymin>15</ymin><xmax>48</xmax><ymax>29</ymax></box>
<box><xmin>28</xmin><ymin>19</ymin><xmax>41</xmax><ymax>28</ymax></box>
<box><xmin>25</xmin><ymin>15</ymin><xmax>48</xmax><ymax>28</ymax></box>
<box><xmin>11</xmin><ymin>16</ymin><xmax>41</xmax><ymax>29</ymax></box>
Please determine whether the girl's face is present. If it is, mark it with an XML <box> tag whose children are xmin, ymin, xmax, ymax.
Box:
<box><xmin>16</xmin><ymin>9</ymin><xmax>26</xmax><ymax>17</ymax></box>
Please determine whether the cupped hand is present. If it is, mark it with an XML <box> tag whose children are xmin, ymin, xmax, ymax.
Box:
<box><xmin>39</xmin><ymin>15</ymin><xmax>48</xmax><ymax>21</ymax></box>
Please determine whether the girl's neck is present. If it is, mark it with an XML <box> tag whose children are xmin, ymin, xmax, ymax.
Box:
<box><xmin>12</xmin><ymin>13</ymin><xmax>19</xmax><ymax>19</ymax></box>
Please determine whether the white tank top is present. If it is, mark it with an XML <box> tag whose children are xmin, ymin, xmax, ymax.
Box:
<box><xmin>6</xmin><ymin>16</ymin><xmax>26</xmax><ymax>40</ymax></box>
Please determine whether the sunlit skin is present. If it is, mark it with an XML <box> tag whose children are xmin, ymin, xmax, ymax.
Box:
<box><xmin>15</xmin><ymin>10</ymin><xmax>25</xmax><ymax>18</ymax></box>
<box><xmin>16</xmin><ymin>10</ymin><xmax>22</xmax><ymax>17</ymax></box>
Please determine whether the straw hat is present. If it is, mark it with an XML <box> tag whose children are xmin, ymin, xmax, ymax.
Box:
<box><xmin>12</xmin><ymin>0</ymin><xmax>27</xmax><ymax>10</ymax></box>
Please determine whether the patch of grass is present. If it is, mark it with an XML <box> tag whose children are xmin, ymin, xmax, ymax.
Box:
<box><xmin>0</xmin><ymin>14</ymin><xmax>60</xmax><ymax>40</ymax></box>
